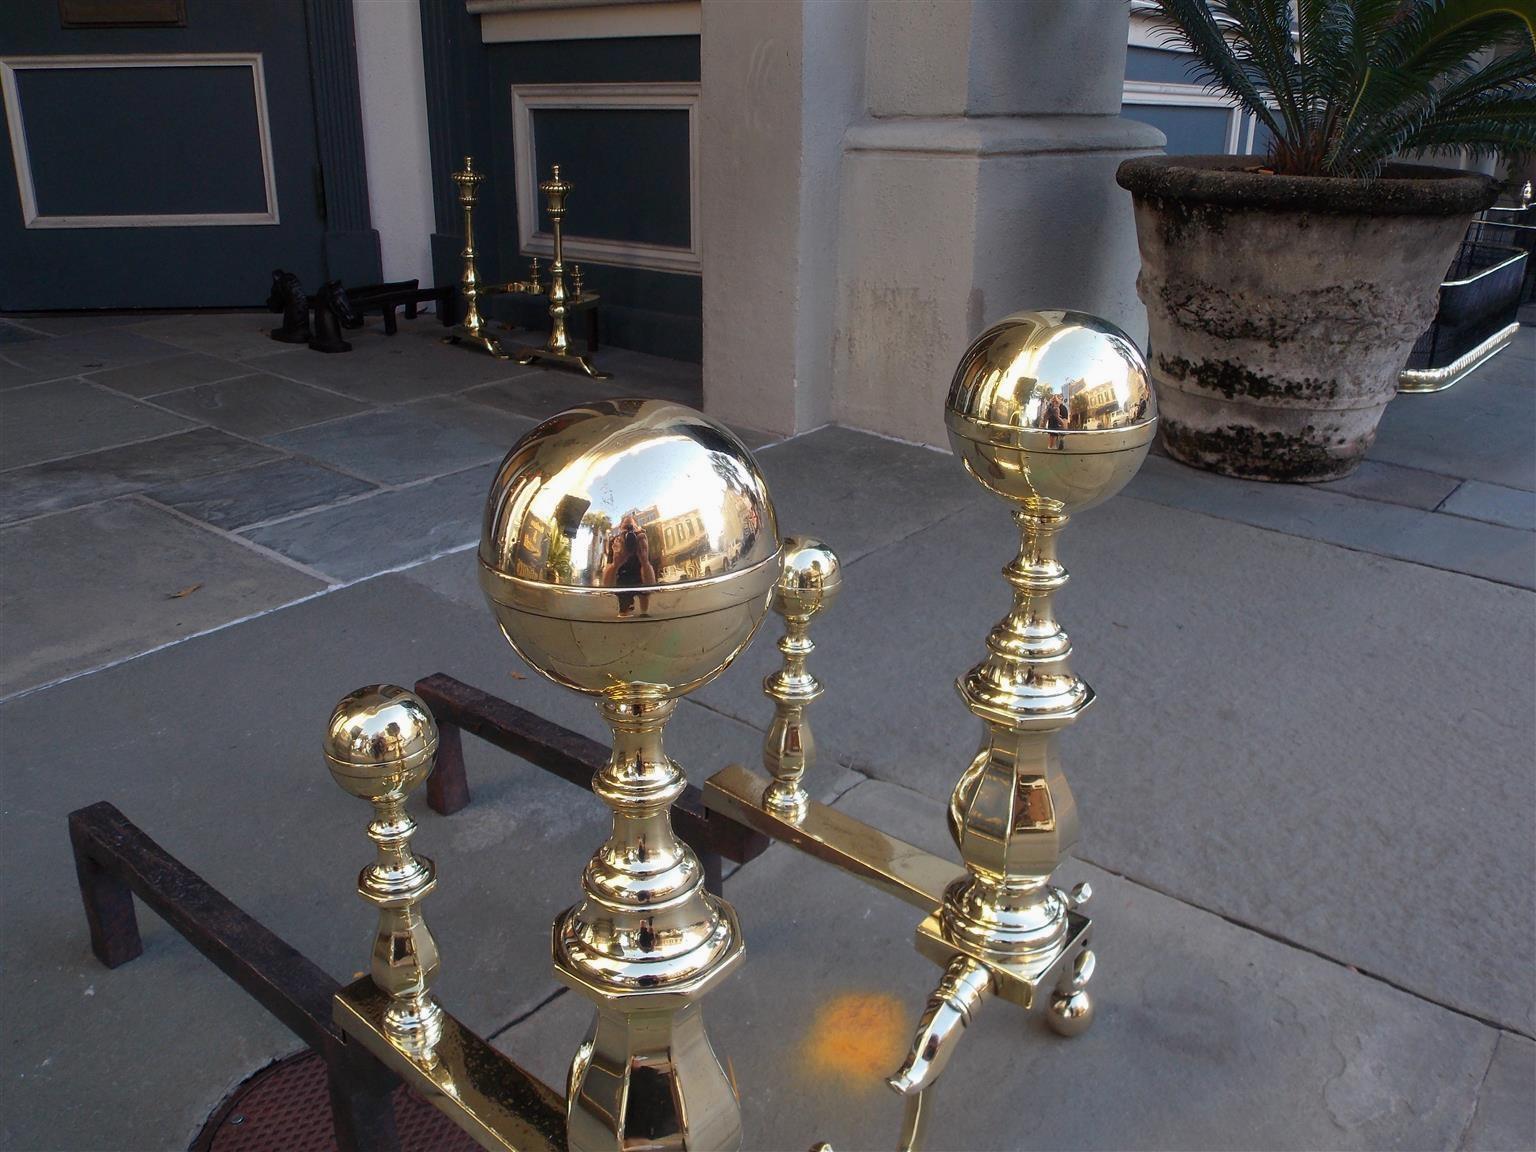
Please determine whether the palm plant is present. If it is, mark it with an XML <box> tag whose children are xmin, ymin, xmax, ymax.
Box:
<box><xmin>1145</xmin><ymin>0</ymin><xmax>1536</xmax><ymax>176</ymax></box>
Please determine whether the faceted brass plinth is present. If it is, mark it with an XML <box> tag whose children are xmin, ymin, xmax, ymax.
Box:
<box><xmin>889</xmin><ymin>311</ymin><xmax>1155</xmax><ymax>1129</ymax></box>
<box><xmin>479</xmin><ymin>400</ymin><xmax>779</xmax><ymax>1151</ymax></box>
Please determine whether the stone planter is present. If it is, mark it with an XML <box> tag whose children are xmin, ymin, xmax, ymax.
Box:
<box><xmin>1116</xmin><ymin>156</ymin><xmax>1497</xmax><ymax>481</ymax></box>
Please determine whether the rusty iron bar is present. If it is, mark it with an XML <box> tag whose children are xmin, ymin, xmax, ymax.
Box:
<box><xmin>413</xmin><ymin>673</ymin><xmax>772</xmax><ymax>898</ymax></box>
<box><xmin>67</xmin><ymin>801</ymin><xmax>402</xmax><ymax>1152</ymax></box>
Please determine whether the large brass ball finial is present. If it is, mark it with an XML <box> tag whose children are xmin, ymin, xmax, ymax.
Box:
<box><xmin>479</xmin><ymin>399</ymin><xmax>781</xmax><ymax>700</ymax></box>
<box><xmin>945</xmin><ymin>309</ymin><xmax>1156</xmax><ymax>514</ymax></box>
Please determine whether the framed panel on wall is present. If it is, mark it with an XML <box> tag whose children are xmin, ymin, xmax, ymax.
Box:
<box><xmin>0</xmin><ymin>53</ymin><xmax>279</xmax><ymax>228</ymax></box>
<box><xmin>511</xmin><ymin>82</ymin><xmax>699</xmax><ymax>275</ymax></box>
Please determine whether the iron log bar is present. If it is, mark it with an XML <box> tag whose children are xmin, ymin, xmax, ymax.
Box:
<box><xmin>67</xmin><ymin>802</ymin><xmax>401</xmax><ymax>1152</ymax></box>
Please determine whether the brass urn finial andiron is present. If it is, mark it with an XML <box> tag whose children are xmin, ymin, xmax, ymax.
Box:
<box><xmin>513</xmin><ymin>165</ymin><xmax>611</xmax><ymax>380</ymax></box>
<box><xmin>446</xmin><ymin>156</ymin><xmax>511</xmax><ymax>360</ymax></box>
<box><xmin>324</xmin><ymin>685</ymin><xmax>444</xmax><ymax>1060</ymax></box>
<box><xmin>889</xmin><ymin>311</ymin><xmax>1157</xmax><ymax>1131</ymax></box>
<box><xmin>479</xmin><ymin>400</ymin><xmax>781</xmax><ymax>1151</ymax></box>
<box><xmin>762</xmin><ymin>538</ymin><xmax>841</xmax><ymax>822</ymax></box>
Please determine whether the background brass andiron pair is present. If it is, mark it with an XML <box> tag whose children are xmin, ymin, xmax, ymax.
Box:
<box><xmin>323</xmin><ymin>310</ymin><xmax>1155</xmax><ymax>1150</ymax></box>
<box><xmin>446</xmin><ymin>156</ymin><xmax>609</xmax><ymax>379</ymax></box>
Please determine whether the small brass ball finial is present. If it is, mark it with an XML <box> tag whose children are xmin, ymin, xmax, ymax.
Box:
<box><xmin>323</xmin><ymin>684</ymin><xmax>439</xmax><ymax>803</ymax></box>
<box><xmin>774</xmin><ymin>537</ymin><xmax>842</xmax><ymax>621</ymax></box>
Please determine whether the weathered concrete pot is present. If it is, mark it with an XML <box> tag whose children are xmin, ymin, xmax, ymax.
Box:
<box><xmin>1116</xmin><ymin>156</ymin><xmax>1497</xmax><ymax>481</ymax></box>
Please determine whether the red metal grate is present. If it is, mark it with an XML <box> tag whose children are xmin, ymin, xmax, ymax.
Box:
<box><xmin>192</xmin><ymin>1050</ymin><xmax>479</xmax><ymax>1152</ymax></box>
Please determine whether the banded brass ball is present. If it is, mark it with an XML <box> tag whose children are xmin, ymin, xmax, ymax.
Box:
<box><xmin>945</xmin><ymin>310</ymin><xmax>1157</xmax><ymax>515</ymax></box>
<box><xmin>479</xmin><ymin>400</ymin><xmax>781</xmax><ymax>699</ymax></box>
<box><xmin>774</xmin><ymin>536</ymin><xmax>841</xmax><ymax>620</ymax></box>
<box><xmin>323</xmin><ymin>685</ymin><xmax>439</xmax><ymax>801</ymax></box>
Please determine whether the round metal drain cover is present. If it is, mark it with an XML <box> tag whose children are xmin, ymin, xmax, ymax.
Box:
<box><xmin>193</xmin><ymin>1050</ymin><xmax>478</xmax><ymax>1152</ymax></box>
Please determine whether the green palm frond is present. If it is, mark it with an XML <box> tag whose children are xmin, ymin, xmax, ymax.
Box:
<box><xmin>1144</xmin><ymin>0</ymin><xmax>1285</xmax><ymax>134</ymax></box>
<box><xmin>1142</xmin><ymin>0</ymin><xmax>1536</xmax><ymax>176</ymax></box>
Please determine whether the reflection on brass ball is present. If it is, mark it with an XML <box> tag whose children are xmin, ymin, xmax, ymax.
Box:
<box><xmin>323</xmin><ymin>685</ymin><xmax>439</xmax><ymax>800</ymax></box>
<box><xmin>775</xmin><ymin>537</ymin><xmax>841</xmax><ymax>620</ymax></box>
<box><xmin>945</xmin><ymin>310</ymin><xmax>1157</xmax><ymax>514</ymax></box>
<box><xmin>479</xmin><ymin>399</ymin><xmax>781</xmax><ymax>698</ymax></box>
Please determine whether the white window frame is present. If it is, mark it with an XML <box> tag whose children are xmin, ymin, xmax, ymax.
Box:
<box><xmin>1121</xmin><ymin>79</ymin><xmax>1252</xmax><ymax>156</ymax></box>
<box><xmin>511</xmin><ymin>82</ymin><xmax>700</xmax><ymax>275</ymax></box>
<box><xmin>0</xmin><ymin>52</ymin><xmax>279</xmax><ymax>229</ymax></box>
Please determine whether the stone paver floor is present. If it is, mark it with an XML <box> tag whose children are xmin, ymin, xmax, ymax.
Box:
<box><xmin>0</xmin><ymin>312</ymin><xmax>1531</xmax><ymax>1151</ymax></box>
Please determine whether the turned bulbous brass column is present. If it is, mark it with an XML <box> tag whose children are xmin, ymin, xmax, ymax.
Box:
<box><xmin>513</xmin><ymin>165</ymin><xmax>611</xmax><ymax>380</ymax></box>
<box><xmin>478</xmin><ymin>400</ymin><xmax>781</xmax><ymax>1152</ymax></box>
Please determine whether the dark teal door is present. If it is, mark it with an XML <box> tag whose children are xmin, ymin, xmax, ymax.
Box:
<box><xmin>0</xmin><ymin>0</ymin><xmax>327</xmax><ymax>309</ymax></box>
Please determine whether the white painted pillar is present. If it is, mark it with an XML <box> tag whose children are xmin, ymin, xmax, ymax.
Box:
<box><xmin>833</xmin><ymin>0</ymin><xmax>1163</xmax><ymax>445</ymax></box>
<box><xmin>699</xmin><ymin>0</ymin><xmax>866</xmax><ymax>436</ymax></box>
<box><xmin>354</xmin><ymin>0</ymin><xmax>436</xmax><ymax>288</ymax></box>
<box><xmin>700</xmin><ymin>0</ymin><xmax>1163</xmax><ymax>445</ymax></box>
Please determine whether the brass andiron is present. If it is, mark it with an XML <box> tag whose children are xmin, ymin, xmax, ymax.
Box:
<box><xmin>324</xmin><ymin>685</ymin><xmax>445</xmax><ymax>1059</ymax></box>
<box><xmin>307</xmin><ymin>310</ymin><xmax>1153</xmax><ymax>1152</ymax></box>
<box><xmin>762</xmin><ymin>538</ymin><xmax>841</xmax><ymax>822</ymax></box>
<box><xmin>479</xmin><ymin>400</ymin><xmax>781</xmax><ymax>1150</ymax></box>
<box><xmin>444</xmin><ymin>158</ymin><xmax>607</xmax><ymax>377</ymax></box>
<box><xmin>511</xmin><ymin>165</ymin><xmax>611</xmax><ymax>380</ymax></box>
<box><xmin>447</xmin><ymin>156</ymin><xmax>511</xmax><ymax>360</ymax></box>
<box><xmin>887</xmin><ymin>311</ymin><xmax>1156</xmax><ymax>1139</ymax></box>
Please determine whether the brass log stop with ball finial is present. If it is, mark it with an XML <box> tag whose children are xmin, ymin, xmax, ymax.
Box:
<box><xmin>324</xmin><ymin>686</ymin><xmax>445</xmax><ymax>1059</ymax></box>
<box><xmin>313</xmin><ymin>311</ymin><xmax>1154</xmax><ymax>1152</ymax></box>
<box><xmin>886</xmin><ymin>311</ymin><xmax>1155</xmax><ymax>1146</ymax></box>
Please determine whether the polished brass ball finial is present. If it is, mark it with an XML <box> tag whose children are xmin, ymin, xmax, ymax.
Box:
<box><xmin>773</xmin><ymin>537</ymin><xmax>842</xmax><ymax>620</ymax></box>
<box><xmin>945</xmin><ymin>309</ymin><xmax>1156</xmax><ymax>513</ymax></box>
<box><xmin>479</xmin><ymin>399</ymin><xmax>781</xmax><ymax>698</ymax></box>
<box><xmin>324</xmin><ymin>684</ymin><xmax>439</xmax><ymax>801</ymax></box>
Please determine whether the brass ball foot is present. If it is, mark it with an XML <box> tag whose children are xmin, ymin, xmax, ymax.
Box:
<box><xmin>1045</xmin><ymin>989</ymin><xmax>1093</xmax><ymax>1037</ymax></box>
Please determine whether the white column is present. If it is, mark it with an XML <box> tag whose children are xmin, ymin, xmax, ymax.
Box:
<box><xmin>354</xmin><ymin>0</ymin><xmax>436</xmax><ymax>288</ymax></box>
<box><xmin>700</xmin><ymin>0</ymin><xmax>1163</xmax><ymax>446</ymax></box>
<box><xmin>833</xmin><ymin>0</ymin><xmax>1163</xmax><ymax>445</ymax></box>
<box><xmin>699</xmin><ymin>0</ymin><xmax>865</xmax><ymax>436</ymax></box>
